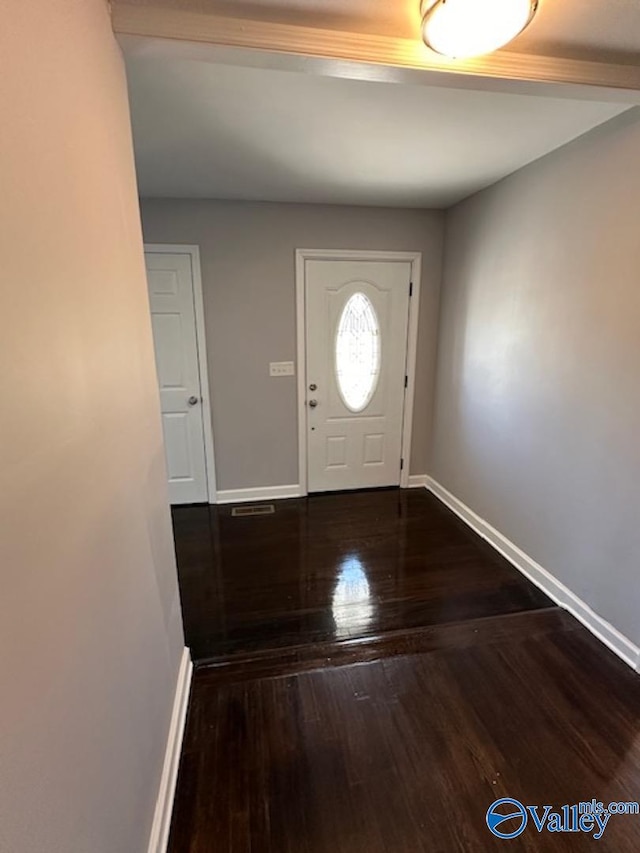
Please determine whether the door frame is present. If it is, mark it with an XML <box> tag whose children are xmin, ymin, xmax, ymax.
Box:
<box><xmin>144</xmin><ymin>243</ymin><xmax>217</xmax><ymax>503</ymax></box>
<box><xmin>295</xmin><ymin>248</ymin><xmax>422</xmax><ymax>496</ymax></box>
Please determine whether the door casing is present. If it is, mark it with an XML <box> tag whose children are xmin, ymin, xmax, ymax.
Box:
<box><xmin>145</xmin><ymin>243</ymin><xmax>217</xmax><ymax>503</ymax></box>
<box><xmin>295</xmin><ymin>248</ymin><xmax>422</xmax><ymax>496</ymax></box>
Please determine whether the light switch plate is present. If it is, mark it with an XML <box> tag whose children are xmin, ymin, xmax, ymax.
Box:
<box><xmin>269</xmin><ymin>361</ymin><xmax>295</xmax><ymax>377</ymax></box>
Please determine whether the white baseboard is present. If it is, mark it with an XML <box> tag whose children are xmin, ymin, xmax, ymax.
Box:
<box><xmin>218</xmin><ymin>478</ymin><xmax>430</xmax><ymax>501</ymax></box>
<box><xmin>426</xmin><ymin>477</ymin><xmax>640</xmax><ymax>672</ymax></box>
<box><xmin>216</xmin><ymin>484</ymin><xmax>302</xmax><ymax>504</ymax></box>
<box><xmin>407</xmin><ymin>474</ymin><xmax>429</xmax><ymax>488</ymax></box>
<box><xmin>147</xmin><ymin>647</ymin><xmax>193</xmax><ymax>853</ymax></box>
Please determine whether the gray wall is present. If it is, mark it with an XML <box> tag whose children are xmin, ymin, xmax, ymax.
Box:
<box><xmin>141</xmin><ymin>200</ymin><xmax>444</xmax><ymax>490</ymax></box>
<box><xmin>431</xmin><ymin>109</ymin><xmax>640</xmax><ymax>646</ymax></box>
<box><xmin>0</xmin><ymin>2</ymin><xmax>185</xmax><ymax>851</ymax></box>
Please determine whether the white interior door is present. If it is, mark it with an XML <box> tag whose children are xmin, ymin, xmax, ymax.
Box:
<box><xmin>145</xmin><ymin>251</ymin><xmax>208</xmax><ymax>504</ymax></box>
<box><xmin>305</xmin><ymin>259</ymin><xmax>411</xmax><ymax>492</ymax></box>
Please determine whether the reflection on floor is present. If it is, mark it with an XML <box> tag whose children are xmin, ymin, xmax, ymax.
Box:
<box><xmin>332</xmin><ymin>553</ymin><xmax>374</xmax><ymax>639</ymax></box>
<box><xmin>168</xmin><ymin>489</ymin><xmax>640</xmax><ymax>851</ymax></box>
<box><xmin>172</xmin><ymin>488</ymin><xmax>553</xmax><ymax>662</ymax></box>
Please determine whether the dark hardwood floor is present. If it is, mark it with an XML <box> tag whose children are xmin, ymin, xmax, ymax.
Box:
<box><xmin>169</xmin><ymin>489</ymin><xmax>640</xmax><ymax>851</ymax></box>
<box><xmin>171</xmin><ymin>618</ymin><xmax>640</xmax><ymax>852</ymax></box>
<box><xmin>172</xmin><ymin>488</ymin><xmax>553</xmax><ymax>662</ymax></box>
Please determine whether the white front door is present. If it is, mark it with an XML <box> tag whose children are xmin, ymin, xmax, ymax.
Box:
<box><xmin>145</xmin><ymin>251</ymin><xmax>208</xmax><ymax>504</ymax></box>
<box><xmin>305</xmin><ymin>259</ymin><xmax>411</xmax><ymax>493</ymax></box>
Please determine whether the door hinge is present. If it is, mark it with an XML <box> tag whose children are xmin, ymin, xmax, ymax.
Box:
<box><xmin>400</xmin><ymin>458</ymin><xmax>404</xmax><ymax>471</ymax></box>
<box><xmin>409</xmin><ymin>281</ymin><xmax>413</xmax><ymax>296</ymax></box>
<box><xmin>404</xmin><ymin>375</ymin><xmax>408</xmax><ymax>389</ymax></box>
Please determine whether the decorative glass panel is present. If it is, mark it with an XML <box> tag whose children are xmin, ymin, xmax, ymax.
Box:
<box><xmin>335</xmin><ymin>293</ymin><xmax>381</xmax><ymax>412</ymax></box>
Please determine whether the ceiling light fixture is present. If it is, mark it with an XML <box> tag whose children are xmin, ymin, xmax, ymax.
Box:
<box><xmin>421</xmin><ymin>0</ymin><xmax>538</xmax><ymax>59</ymax></box>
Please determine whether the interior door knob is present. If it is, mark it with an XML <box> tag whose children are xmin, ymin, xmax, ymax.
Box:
<box><xmin>308</xmin><ymin>399</ymin><xmax>318</xmax><ymax>408</ymax></box>
<box><xmin>188</xmin><ymin>396</ymin><xmax>199</xmax><ymax>406</ymax></box>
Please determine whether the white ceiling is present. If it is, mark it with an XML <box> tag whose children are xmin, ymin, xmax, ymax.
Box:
<box><xmin>123</xmin><ymin>0</ymin><xmax>640</xmax><ymax>64</ymax></box>
<box><xmin>126</xmin><ymin>56</ymin><xmax>627</xmax><ymax>207</ymax></box>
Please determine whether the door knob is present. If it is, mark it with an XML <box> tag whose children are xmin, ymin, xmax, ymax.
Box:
<box><xmin>308</xmin><ymin>399</ymin><xmax>318</xmax><ymax>408</ymax></box>
<box><xmin>188</xmin><ymin>396</ymin><xmax>199</xmax><ymax>406</ymax></box>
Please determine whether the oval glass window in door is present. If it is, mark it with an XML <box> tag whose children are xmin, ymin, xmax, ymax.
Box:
<box><xmin>335</xmin><ymin>292</ymin><xmax>381</xmax><ymax>412</ymax></box>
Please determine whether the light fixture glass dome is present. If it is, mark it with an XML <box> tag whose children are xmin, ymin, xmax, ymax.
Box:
<box><xmin>421</xmin><ymin>0</ymin><xmax>538</xmax><ymax>59</ymax></box>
